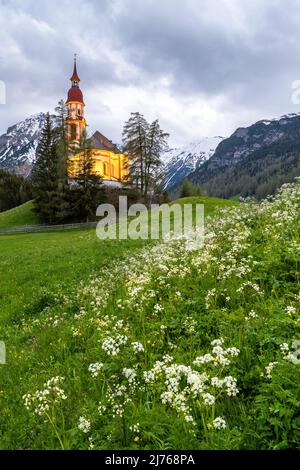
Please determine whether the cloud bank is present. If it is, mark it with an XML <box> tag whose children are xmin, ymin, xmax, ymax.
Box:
<box><xmin>0</xmin><ymin>0</ymin><xmax>300</xmax><ymax>145</ymax></box>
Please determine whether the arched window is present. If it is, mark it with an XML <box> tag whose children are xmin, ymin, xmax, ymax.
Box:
<box><xmin>103</xmin><ymin>162</ymin><xmax>108</xmax><ymax>176</ymax></box>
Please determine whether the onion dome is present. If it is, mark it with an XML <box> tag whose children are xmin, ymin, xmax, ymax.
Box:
<box><xmin>67</xmin><ymin>87</ymin><xmax>83</xmax><ymax>103</ymax></box>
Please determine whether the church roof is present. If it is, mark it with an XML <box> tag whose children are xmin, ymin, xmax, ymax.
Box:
<box><xmin>92</xmin><ymin>131</ymin><xmax>121</xmax><ymax>153</ymax></box>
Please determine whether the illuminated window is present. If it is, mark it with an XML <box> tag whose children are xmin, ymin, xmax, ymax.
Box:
<box><xmin>103</xmin><ymin>162</ymin><xmax>108</xmax><ymax>176</ymax></box>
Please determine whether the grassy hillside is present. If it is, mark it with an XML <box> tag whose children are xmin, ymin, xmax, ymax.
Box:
<box><xmin>0</xmin><ymin>196</ymin><xmax>235</xmax><ymax>229</ymax></box>
<box><xmin>0</xmin><ymin>200</ymin><xmax>40</xmax><ymax>227</ymax></box>
<box><xmin>0</xmin><ymin>197</ymin><xmax>233</xmax><ymax>324</ymax></box>
<box><xmin>1</xmin><ymin>191</ymin><xmax>298</xmax><ymax>450</ymax></box>
<box><xmin>173</xmin><ymin>196</ymin><xmax>238</xmax><ymax>215</ymax></box>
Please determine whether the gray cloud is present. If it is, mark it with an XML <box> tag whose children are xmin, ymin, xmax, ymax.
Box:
<box><xmin>0</xmin><ymin>0</ymin><xmax>300</xmax><ymax>145</ymax></box>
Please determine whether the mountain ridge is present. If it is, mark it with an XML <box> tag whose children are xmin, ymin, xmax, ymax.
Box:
<box><xmin>187</xmin><ymin>113</ymin><xmax>300</xmax><ymax>199</ymax></box>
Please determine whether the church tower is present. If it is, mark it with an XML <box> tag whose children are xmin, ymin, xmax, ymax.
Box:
<box><xmin>66</xmin><ymin>56</ymin><xmax>86</xmax><ymax>144</ymax></box>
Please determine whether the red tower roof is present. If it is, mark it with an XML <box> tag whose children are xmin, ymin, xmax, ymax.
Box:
<box><xmin>67</xmin><ymin>87</ymin><xmax>84</xmax><ymax>103</ymax></box>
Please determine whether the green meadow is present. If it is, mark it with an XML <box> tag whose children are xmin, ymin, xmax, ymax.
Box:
<box><xmin>0</xmin><ymin>190</ymin><xmax>299</xmax><ymax>450</ymax></box>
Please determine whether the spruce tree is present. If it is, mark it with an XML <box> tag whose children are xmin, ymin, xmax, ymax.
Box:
<box><xmin>122</xmin><ymin>112</ymin><xmax>169</xmax><ymax>200</ymax></box>
<box><xmin>144</xmin><ymin>119</ymin><xmax>169</xmax><ymax>199</ymax></box>
<box><xmin>122</xmin><ymin>112</ymin><xmax>149</xmax><ymax>192</ymax></box>
<box><xmin>52</xmin><ymin>99</ymin><xmax>72</xmax><ymax>222</ymax></box>
<box><xmin>180</xmin><ymin>178</ymin><xmax>204</xmax><ymax>198</ymax></box>
<box><xmin>32</xmin><ymin>113</ymin><xmax>60</xmax><ymax>224</ymax></box>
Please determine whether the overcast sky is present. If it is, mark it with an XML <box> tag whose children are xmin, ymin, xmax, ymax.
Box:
<box><xmin>1</xmin><ymin>0</ymin><xmax>300</xmax><ymax>146</ymax></box>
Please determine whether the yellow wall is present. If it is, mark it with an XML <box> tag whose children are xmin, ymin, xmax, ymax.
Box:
<box><xmin>68</xmin><ymin>148</ymin><xmax>128</xmax><ymax>182</ymax></box>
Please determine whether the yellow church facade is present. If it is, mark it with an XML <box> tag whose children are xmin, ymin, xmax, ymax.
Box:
<box><xmin>65</xmin><ymin>58</ymin><xmax>128</xmax><ymax>184</ymax></box>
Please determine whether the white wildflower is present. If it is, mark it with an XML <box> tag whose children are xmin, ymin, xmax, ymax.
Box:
<box><xmin>129</xmin><ymin>423</ymin><xmax>140</xmax><ymax>433</ymax></box>
<box><xmin>23</xmin><ymin>376</ymin><xmax>67</xmax><ymax>416</ymax></box>
<box><xmin>212</xmin><ymin>417</ymin><xmax>227</xmax><ymax>430</ymax></box>
<box><xmin>202</xmin><ymin>392</ymin><xmax>215</xmax><ymax>406</ymax></box>
<box><xmin>123</xmin><ymin>368</ymin><xmax>137</xmax><ymax>384</ymax></box>
<box><xmin>78</xmin><ymin>416</ymin><xmax>91</xmax><ymax>433</ymax></box>
<box><xmin>211</xmin><ymin>338</ymin><xmax>225</xmax><ymax>347</ymax></box>
<box><xmin>88</xmin><ymin>362</ymin><xmax>103</xmax><ymax>378</ymax></box>
<box><xmin>285</xmin><ymin>305</ymin><xmax>296</xmax><ymax>315</ymax></box>
<box><xmin>131</xmin><ymin>342</ymin><xmax>145</xmax><ymax>353</ymax></box>
<box><xmin>245</xmin><ymin>310</ymin><xmax>258</xmax><ymax>321</ymax></box>
<box><xmin>265</xmin><ymin>361</ymin><xmax>278</xmax><ymax>379</ymax></box>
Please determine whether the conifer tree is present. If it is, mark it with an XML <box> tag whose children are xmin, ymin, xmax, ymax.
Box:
<box><xmin>122</xmin><ymin>112</ymin><xmax>169</xmax><ymax>199</ymax></box>
<box><xmin>52</xmin><ymin>99</ymin><xmax>72</xmax><ymax>222</ymax></box>
<box><xmin>144</xmin><ymin>119</ymin><xmax>169</xmax><ymax>198</ymax></box>
<box><xmin>180</xmin><ymin>178</ymin><xmax>204</xmax><ymax>198</ymax></box>
<box><xmin>31</xmin><ymin>113</ymin><xmax>60</xmax><ymax>223</ymax></box>
<box><xmin>122</xmin><ymin>112</ymin><xmax>149</xmax><ymax>192</ymax></box>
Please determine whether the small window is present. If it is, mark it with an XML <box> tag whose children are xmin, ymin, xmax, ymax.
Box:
<box><xmin>71</xmin><ymin>124</ymin><xmax>77</xmax><ymax>140</ymax></box>
<box><xmin>103</xmin><ymin>162</ymin><xmax>108</xmax><ymax>176</ymax></box>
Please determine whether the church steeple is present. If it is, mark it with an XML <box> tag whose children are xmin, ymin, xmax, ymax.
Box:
<box><xmin>66</xmin><ymin>55</ymin><xmax>86</xmax><ymax>144</ymax></box>
<box><xmin>70</xmin><ymin>54</ymin><xmax>80</xmax><ymax>86</ymax></box>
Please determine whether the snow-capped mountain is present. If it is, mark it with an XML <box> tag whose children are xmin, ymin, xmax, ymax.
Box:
<box><xmin>162</xmin><ymin>137</ymin><xmax>224</xmax><ymax>189</ymax></box>
<box><xmin>188</xmin><ymin>112</ymin><xmax>300</xmax><ymax>199</ymax></box>
<box><xmin>0</xmin><ymin>112</ymin><xmax>54</xmax><ymax>177</ymax></box>
<box><xmin>205</xmin><ymin>113</ymin><xmax>300</xmax><ymax>168</ymax></box>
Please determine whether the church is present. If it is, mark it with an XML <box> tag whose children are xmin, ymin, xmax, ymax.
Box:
<box><xmin>66</xmin><ymin>58</ymin><xmax>128</xmax><ymax>184</ymax></box>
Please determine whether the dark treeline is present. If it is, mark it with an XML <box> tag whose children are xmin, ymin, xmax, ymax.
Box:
<box><xmin>0</xmin><ymin>169</ymin><xmax>33</xmax><ymax>212</ymax></box>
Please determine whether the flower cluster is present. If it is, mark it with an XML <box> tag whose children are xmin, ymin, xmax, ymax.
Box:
<box><xmin>78</xmin><ymin>416</ymin><xmax>91</xmax><ymax>433</ymax></box>
<box><xmin>211</xmin><ymin>417</ymin><xmax>227</xmax><ymax>430</ymax></box>
<box><xmin>142</xmin><ymin>340</ymin><xmax>239</xmax><ymax>424</ymax></box>
<box><xmin>193</xmin><ymin>338</ymin><xmax>240</xmax><ymax>367</ymax></box>
<box><xmin>131</xmin><ymin>342</ymin><xmax>144</xmax><ymax>353</ymax></box>
<box><xmin>245</xmin><ymin>310</ymin><xmax>258</xmax><ymax>321</ymax></box>
<box><xmin>23</xmin><ymin>376</ymin><xmax>67</xmax><ymax>416</ymax></box>
<box><xmin>102</xmin><ymin>334</ymin><xmax>128</xmax><ymax>356</ymax></box>
<box><xmin>88</xmin><ymin>362</ymin><xmax>104</xmax><ymax>378</ymax></box>
<box><xmin>265</xmin><ymin>362</ymin><xmax>278</xmax><ymax>379</ymax></box>
<box><xmin>123</xmin><ymin>368</ymin><xmax>137</xmax><ymax>384</ymax></box>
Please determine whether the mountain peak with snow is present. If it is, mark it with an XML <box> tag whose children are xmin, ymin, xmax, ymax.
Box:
<box><xmin>162</xmin><ymin>136</ymin><xmax>225</xmax><ymax>190</ymax></box>
<box><xmin>0</xmin><ymin>112</ymin><xmax>56</xmax><ymax>177</ymax></box>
